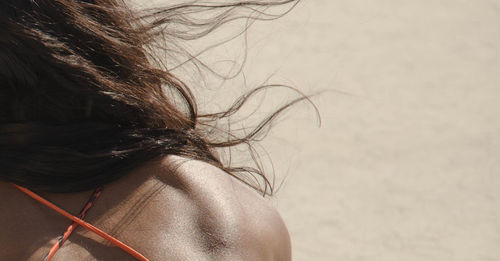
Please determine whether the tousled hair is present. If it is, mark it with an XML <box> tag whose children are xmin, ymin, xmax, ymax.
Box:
<box><xmin>0</xmin><ymin>0</ymin><xmax>309</xmax><ymax>195</ymax></box>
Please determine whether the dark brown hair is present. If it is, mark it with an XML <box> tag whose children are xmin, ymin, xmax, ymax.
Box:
<box><xmin>0</xmin><ymin>0</ymin><xmax>309</xmax><ymax>194</ymax></box>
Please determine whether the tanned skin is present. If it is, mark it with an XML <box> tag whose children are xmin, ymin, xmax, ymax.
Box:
<box><xmin>0</xmin><ymin>156</ymin><xmax>291</xmax><ymax>261</ymax></box>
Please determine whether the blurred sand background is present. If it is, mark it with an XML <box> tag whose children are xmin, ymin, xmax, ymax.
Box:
<box><xmin>131</xmin><ymin>1</ymin><xmax>500</xmax><ymax>260</ymax></box>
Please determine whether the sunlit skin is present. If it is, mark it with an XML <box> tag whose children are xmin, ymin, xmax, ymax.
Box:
<box><xmin>0</xmin><ymin>156</ymin><xmax>291</xmax><ymax>260</ymax></box>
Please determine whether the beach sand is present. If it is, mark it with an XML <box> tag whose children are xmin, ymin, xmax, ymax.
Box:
<box><xmin>132</xmin><ymin>1</ymin><xmax>500</xmax><ymax>260</ymax></box>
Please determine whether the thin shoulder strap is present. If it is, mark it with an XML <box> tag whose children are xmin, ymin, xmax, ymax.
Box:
<box><xmin>44</xmin><ymin>187</ymin><xmax>103</xmax><ymax>261</ymax></box>
<box><xmin>12</xmin><ymin>184</ymin><xmax>150</xmax><ymax>261</ymax></box>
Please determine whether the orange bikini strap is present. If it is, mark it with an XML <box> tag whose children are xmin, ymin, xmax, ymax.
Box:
<box><xmin>12</xmin><ymin>184</ymin><xmax>150</xmax><ymax>261</ymax></box>
<box><xmin>44</xmin><ymin>187</ymin><xmax>102</xmax><ymax>261</ymax></box>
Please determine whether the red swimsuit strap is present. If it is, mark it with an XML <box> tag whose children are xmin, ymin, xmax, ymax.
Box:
<box><xmin>44</xmin><ymin>186</ymin><xmax>103</xmax><ymax>261</ymax></box>
<box><xmin>12</xmin><ymin>184</ymin><xmax>149</xmax><ymax>261</ymax></box>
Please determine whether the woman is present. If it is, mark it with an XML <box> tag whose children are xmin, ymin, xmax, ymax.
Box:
<box><xmin>0</xmin><ymin>0</ymin><xmax>299</xmax><ymax>260</ymax></box>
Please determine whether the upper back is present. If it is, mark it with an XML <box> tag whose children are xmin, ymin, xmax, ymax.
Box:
<box><xmin>0</xmin><ymin>156</ymin><xmax>291</xmax><ymax>261</ymax></box>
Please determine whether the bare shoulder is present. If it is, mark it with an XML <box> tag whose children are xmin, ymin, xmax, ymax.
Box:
<box><xmin>159</xmin><ymin>156</ymin><xmax>292</xmax><ymax>261</ymax></box>
<box><xmin>0</xmin><ymin>155</ymin><xmax>291</xmax><ymax>261</ymax></box>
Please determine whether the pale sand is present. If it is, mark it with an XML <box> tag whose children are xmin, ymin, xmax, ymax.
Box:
<box><xmin>132</xmin><ymin>1</ymin><xmax>500</xmax><ymax>260</ymax></box>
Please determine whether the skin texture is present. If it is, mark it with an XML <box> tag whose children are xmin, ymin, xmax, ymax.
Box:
<box><xmin>0</xmin><ymin>156</ymin><xmax>291</xmax><ymax>260</ymax></box>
